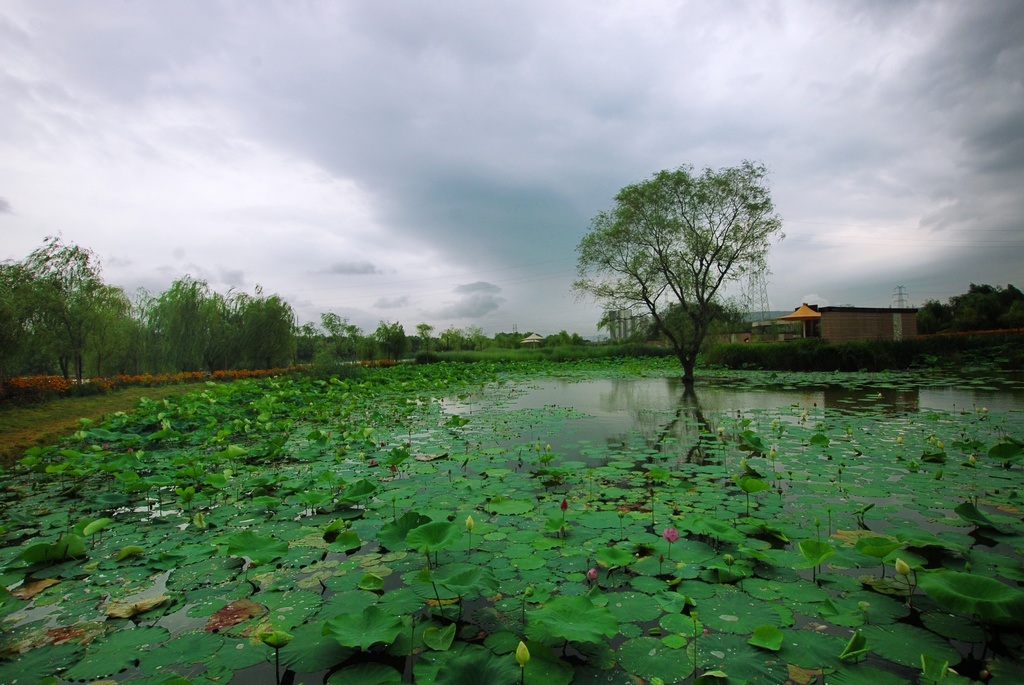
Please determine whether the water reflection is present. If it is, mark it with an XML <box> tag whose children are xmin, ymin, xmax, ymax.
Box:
<box><xmin>480</xmin><ymin>375</ymin><xmax>1024</xmax><ymax>467</ymax></box>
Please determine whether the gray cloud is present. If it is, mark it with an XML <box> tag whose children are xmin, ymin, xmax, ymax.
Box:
<box><xmin>323</xmin><ymin>261</ymin><xmax>381</xmax><ymax>275</ymax></box>
<box><xmin>0</xmin><ymin>1</ymin><xmax>1021</xmax><ymax>334</ymax></box>
<box><xmin>0</xmin><ymin>196</ymin><xmax>10</xmax><ymax>214</ymax></box>
<box><xmin>374</xmin><ymin>295</ymin><xmax>409</xmax><ymax>309</ymax></box>
<box><xmin>431</xmin><ymin>282</ymin><xmax>505</xmax><ymax>319</ymax></box>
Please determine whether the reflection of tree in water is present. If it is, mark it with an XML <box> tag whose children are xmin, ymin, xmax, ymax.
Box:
<box><xmin>598</xmin><ymin>378</ymin><xmax>720</xmax><ymax>465</ymax></box>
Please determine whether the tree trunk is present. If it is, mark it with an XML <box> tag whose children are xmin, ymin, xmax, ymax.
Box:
<box><xmin>679</xmin><ymin>352</ymin><xmax>696</xmax><ymax>386</ymax></box>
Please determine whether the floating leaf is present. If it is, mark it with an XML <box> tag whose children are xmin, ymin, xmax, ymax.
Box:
<box><xmin>224</xmin><ymin>531</ymin><xmax>288</xmax><ymax>566</ymax></box>
<box><xmin>106</xmin><ymin>595</ymin><xmax>170</xmax><ymax>618</ymax></box>
<box><xmin>406</xmin><ymin>521</ymin><xmax>461</xmax><ymax>555</ymax></box>
<box><xmin>748</xmin><ymin>624</ymin><xmax>783</xmax><ymax>651</ymax></box>
<box><xmin>324</xmin><ymin>606</ymin><xmax>404</xmax><ymax>650</ymax></box>
<box><xmin>917</xmin><ymin>571</ymin><xmax>1024</xmax><ymax>625</ymax></box>
<box><xmin>527</xmin><ymin>595</ymin><xmax>618</xmax><ymax>645</ymax></box>
<box><xmin>423</xmin><ymin>623</ymin><xmax>457</xmax><ymax>651</ymax></box>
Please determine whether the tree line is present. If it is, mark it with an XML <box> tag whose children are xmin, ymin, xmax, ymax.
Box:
<box><xmin>917</xmin><ymin>284</ymin><xmax>1024</xmax><ymax>334</ymax></box>
<box><xmin>0</xmin><ymin>237</ymin><xmax>587</xmax><ymax>390</ymax></box>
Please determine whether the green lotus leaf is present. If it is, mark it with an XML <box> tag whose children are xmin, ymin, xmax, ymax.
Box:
<box><xmin>23</xmin><ymin>534</ymin><xmax>88</xmax><ymax>564</ymax></box>
<box><xmin>826</xmin><ymin>664</ymin><xmax>912</xmax><ymax>685</ymax></box>
<box><xmin>326</xmin><ymin>662</ymin><xmax>404</xmax><ymax>685</ymax></box>
<box><xmin>378</xmin><ymin>511</ymin><xmax>432</xmax><ymax>551</ymax></box>
<box><xmin>917</xmin><ymin>571</ymin><xmax>1024</xmax><ymax>625</ymax></box>
<box><xmin>798</xmin><ymin>539</ymin><xmax>835</xmax><ymax>568</ymax></box>
<box><xmin>423</xmin><ymin>623</ymin><xmax>456</xmax><ymax>651</ymax></box>
<box><xmin>224</xmin><ymin>531</ymin><xmax>289</xmax><ymax>566</ymax></box>
<box><xmin>838</xmin><ymin>629</ymin><xmax>868</xmax><ymax>661</ymax></box>
<box><xmin>430</xmin><ymin>647</ymin><xmax>519</xmax><ymax>685</ymax></box>
<box><xmin>432</xmin><ymin>563</ymin><xmax>500</xmax><ymax>597</ymax></box>
<box><xmin>279</xmin><ymin>621</ymin><xmax>355</xmax><ymax>672</ymax></box>
<box><xmin>596</xmin><ymin>546</ymin><xmax>635</xmax><ymax>569</ymax></box>
<box><xmin>616</xmin><ymin>636</ymin><xmax>693</xmax><ymax>682</ymax></box>
<box><xmin>487</xmin><ymin>496</ymin><xmax>535</xmax><ymax>515</ymax></box>
<box><xmin>63</xmin><ymin>626</ymin><xmax>170</xmax><ymax>681</ymax></box>
<box><xmin>988</xmin><ymin>439</ymin><xmax>1023</xmax><ymax>462</ymax></box>
<box><xmin>338</xmin><ymin>478</ymin><xmax>378</xmax><ymax>503</ymax></box>
<box><xmin>858</xmin><ymin>623</ymin><xmax>959</xmax><ymax>668</ymax></box>
<box><xmin>406</xmin><ymin>521</ymin><xmax>462</xmax><ymax>555</ymax></box>
<box><xmin>329</xmin><ymin>530</ymin><xmax>362</xmax><ymax>554</ymax></box>
<box><xmin>77</xmin><ymin>517</ymin><xmax>115</xmax><ymax>537</ymax></box>
<box><xmin>953</xmin><ymin>502</ymin><xmax>1006</xmax><ymax>532</ymax></box>
<box><xmin>324</xmin><ymin>606</ymin><xmax>404</xmax><ymax>650</ymax></box>
<box><xmin>748</xmin><ymin>624</ymin><xmax>783</xmax><ymax>651</ymax></box>
<box><xmin>734</xmin><ymin>475</ymin><xmax>771</xmax><ymax>494</ymax></box>
<box><xmin>527</xmin><ymin>595</ymin><xmax>618</xmax><ymax>645</ymax></box>
<box><xmin>855</xmin><ymin>536</ymin><xmax>902</xmax><ymax>560</ymax></box>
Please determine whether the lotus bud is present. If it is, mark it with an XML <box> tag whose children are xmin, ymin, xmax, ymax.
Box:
<box><xmin>587</xmin><ymin>567</ymin><xmax>598</xmax><ymax>581</ymax></box>
<box><xmin>560</xmin><ymin>498</ymin><xmax>568</xmax><ymax>511</ymax></box>
<box><xmin>969</xmin><ymin>454</ymin><xmax>977</xmax><ymax>465</ymax></box>
<box><xmin>769</xmin><ymin>449</ymin><xmax>777</xmax><ymax>459</ymax></box>
<box><xmin>465</xmin><ymin>515</ymin><xmax>475</xmax><ymax>532</ymax></box>
<box><xmin>545</xmin><ymin>444</ymin><xmax>551</xmax><ymax>452</ymax></box>
<box><xmin>896</xmin><ymin>436</ymin><xmax>903</xmax><ymax>444</ymax></box>
<box><xmin>516</xmin><ymin>641</ymin><xmax>530</xmax><ymax>668</ymax></box>
<box><xmin>936</xmin><ymin>440</ymin><xmax>944</xmax><ymax>450</ymax></box>
<box><xmin>723</xmin><ymin>554</ymin><xmax>734</xmax><ymax>567</ymax></box>
<box><xmin>259</xmin><ymin>630</ymin><xmax>294</xmax><ymax>649</ymax></box>
<box><xmin>895</xmin><ymin>558</ymin><xmax>911</xmax><ymax>576</ymax></box>
<box><xmin>524</xmin><ymin>586</ymin><xmax>534</xmax><ymax>597</ymax></box>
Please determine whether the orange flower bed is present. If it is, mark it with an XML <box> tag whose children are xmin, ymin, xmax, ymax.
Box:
<box><xmin>2</xmin><ymin>366</ymin><xmax>309</xmax><ymax>404</ymax></box>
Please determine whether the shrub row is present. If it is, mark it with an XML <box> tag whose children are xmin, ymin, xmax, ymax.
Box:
<box><xmin>703</xmin><ymin>331</ymin><xmax>1024</xmax><ymax>372</ymax></box>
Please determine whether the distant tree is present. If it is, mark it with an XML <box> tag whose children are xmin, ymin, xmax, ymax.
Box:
<box><xmin>949</xmin><ymin>284</ymin><xmax>1023</xmax><ymax>332</ymax></box>
<box><xmin>416</xmin><ymin>323</ymin><xmax>435</xmax><ymax>352</ymax></box>
<box><xmin>1002</xmin><ymin>300</ymin><xmax>1024</xmax><ymax>329</ymax></box>
<box><xmin>575</xmin><ymin>161</ymin><xmax>783</xmax><ymax>384</ymax></box>
<box><xmin>917</xmin><ymin>299</ymin><xmax>953</xmax><ymax>334</ymax></box>
<box><xmin>464</xmin><ymin>326</ymin><xmax>488</xmax><ymax>350</ymax></box>
<box><xmin>237</xmin><ymin>288</ymin><xmax>296</xmax><ymax>369</ymax></box>
<box><xmin>320</xmin><ymin>313</ymin><xmax>362</xmax><ymax>361</ymax></box>
<box><xmin>375</xmin><ymin>320</ymin><xmax>408</xmax><ymax>360</ymax></box>
<box><xmin>23</xmin><ymin>236</ymin><xmax>106</xmax><ymax>383</ymax></box>
<box><xmin>439</xmin><ymin>326</ymin><xmax>466</xmax><ymax>352</ymax></box>
<box><xmin>490</xmin><ymin>331</ymin><xmax>519</xmax><ymax>348</ymax></box>
<box><xmin>86</xmin><ymin>285</ymin><xmax>132</xmax><ymax>377</ymax></box>
<box><xmin>0</xmin><ymin>261</ymin><xmax>33</xmax><ymax>390</ymax></box>
<box><xmin>149</xmin><ymin>277</ymin><xmax>218</xmax><ymax>372</ymax></box>
<box><xmin>295</xmin><ymin>322</ymin><xmax>321</xmax><ymax>364</ymax></box>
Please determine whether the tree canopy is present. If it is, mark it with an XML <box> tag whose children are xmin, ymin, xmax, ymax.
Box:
<box><xmin>575</xmin><ymin>161</ymin><xmax>783</xmax><ymax>383</ymax></box>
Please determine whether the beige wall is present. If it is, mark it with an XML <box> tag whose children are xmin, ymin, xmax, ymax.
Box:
<box><xmin>820</xmin><ymin>310</ymin><xmax>917</xmax><ymax>343</ymax></box>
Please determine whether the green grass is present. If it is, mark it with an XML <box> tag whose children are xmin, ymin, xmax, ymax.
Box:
<box><xmin>0</xmin><ymin>384</ymin><xmax>197</xmax><ymax>468</ymax></box>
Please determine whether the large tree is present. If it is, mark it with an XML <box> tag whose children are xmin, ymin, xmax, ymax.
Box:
<box><xmin>23</xmin><ymin>236</ymin><xmax>106</xmax><ymax>383</ymax></box>
<box><xmin>575</xmin><ymin>161</ymin><xmax>783</xmax><ymax>384</ymax></box>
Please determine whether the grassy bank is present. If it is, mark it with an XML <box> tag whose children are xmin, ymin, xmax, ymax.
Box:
<box><xmin>0</xmin><ymin>384</ymin><xmax>197</xmax><ymax>468</ymax></box>
<box><xmin>414</xmin><ymin>342</ymin><xmax>675</xmax><ymax>364</ymax></box>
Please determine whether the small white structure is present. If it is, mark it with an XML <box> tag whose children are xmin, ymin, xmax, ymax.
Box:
<box><xmin>520</xmin><ymin>333</ymin><xmax>544</xmax><ymax>345</ymax></box>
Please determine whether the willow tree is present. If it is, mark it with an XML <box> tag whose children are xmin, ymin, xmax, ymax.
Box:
<box><xmin>575</xmin><ymin>161</ymin><xmax>783</xmax><ymax>385</ymax></box>
<box><xmin>24</xmin><ymin>237</ymin><xmax>105</xmax><ymax>383</ymax></box>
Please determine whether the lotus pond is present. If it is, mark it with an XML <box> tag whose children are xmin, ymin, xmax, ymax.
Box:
<box><xmin>1</xmin><ymin>358</ymin><xmax>1023</xmax><ymax>685</ymax></box>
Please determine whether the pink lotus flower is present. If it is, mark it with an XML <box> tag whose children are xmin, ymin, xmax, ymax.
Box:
<box><xmin>663</xmin><ymin>527</ymin><xmax>679</xmax><ymax>562</ymax></box>
<box><xmin>369</xmin><ymin>459</ymin><xmax>379</xmax><ymax>467</ymax></box>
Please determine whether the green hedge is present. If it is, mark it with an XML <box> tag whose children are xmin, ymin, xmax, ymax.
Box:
<box><xmin>704</xmin><ymin>332</ymin><xmax>1024</xmax><ymax>372</ymax></box>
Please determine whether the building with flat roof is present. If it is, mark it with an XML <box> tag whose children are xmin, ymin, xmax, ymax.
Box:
<box><xmin>778</xmin><ymin>304</ymin><xmax>917</xmax><ymax>343</ymax></box>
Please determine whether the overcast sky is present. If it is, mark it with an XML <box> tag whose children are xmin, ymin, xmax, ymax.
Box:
<box><xmin>2</xmin><ymin>1</ymin><xmax>1022</xmax><ymax>336</ymax></box>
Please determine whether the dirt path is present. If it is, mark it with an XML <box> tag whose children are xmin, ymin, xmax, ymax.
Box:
<box><xmin>0</xmin><ymin>384</ymin><xmax>198</xmax><ymax>468</ymax></box>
